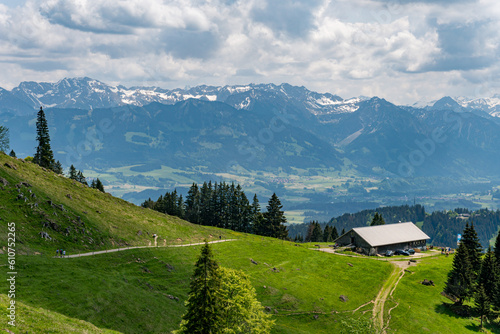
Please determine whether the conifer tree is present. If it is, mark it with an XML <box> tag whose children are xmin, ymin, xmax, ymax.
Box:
<box><xmin>444</xmin><ymin>242</ymin><xmax>475</xmax><ymax>305</ymax></box>
<box><xmin>474</xmin><ymin>285</ymin><xmax>491</xmax><ymax>329</ymax></box>
<box><xmin>95</xmin><ymin>178</ymin><xmax>105</xmax><ymax>192</ymax></box>
<box><xmin>494</xmin><ymin>231</ymin><xmax>500</xmax><ymax>271</ymax></box>
<box><xmin>69</xmin><ymin>164</ymin><xmax>77</xmax><ymax>180</ymax></box>
<box><xmin>462</xmin><ymin>222</ymin><xmax>483</xmax><ymax>276</ymax></box>
<box><xmin>9</xmin><ymin>149</ymin><xmax>15</xmax><ymax>158</ymax></box>
<box><xmin>176</xmin><ymin>241</ymin><xmax>222</xmax><ymax>334</ymax></box>
<box><xmin>478</xmin><ymin>247</ymin><xmax>497</xmax><ymax>298</ymax></box>
<box><xmin>323</xmin><ymin>225</ymin><xmax>333</xmax><ymax>242</ymax></box>
<box><xmin>177</xmin><ymin>194</ymin><xmax>185</xmax><ymax>219</ymax></box>
<box><xmin>33</xmin><ymin>107</ymin><xmax>55</xmax><ymax>170</ymax></box>
<box><xmin>0</xmin><ymin>126</ymin><xmax>9</xmax><ymax>153</ymax></box>
<box><xmin>53</xmin><ymin>160</ymin><xmax>63</xmax><ymax>174</ymax></box>
<box><xmin>76</xmin><ymin>171</ymin><xmax>88</xmax><ymax>186</ymax></box>
<box><xmin>263</xmin><ymin>193</ymin><xmax>288</xmax><ymax>239</ymax></box>
<box><xmin>341</xmin><ymin>228</ymin><xmax>345</xmax><ymax>235</ymax></box>
<box><xmin>251</xmin><ymin>194</ymin><xmax>265</xmax><ymax>235</ymax></box>
<box><xmin>332</xmin><ymin>226</ymin><xmax>339</xmax><ymax>240</ymax></box>
<box><xmin>370</xmin><ymin>212</ymin><xmax>385</xmax><ymax>226</ymax></box>
<box><xmin>186</xmin><ymin>183</ymin><xmax>201</xmax><ymax>224</ymax></box>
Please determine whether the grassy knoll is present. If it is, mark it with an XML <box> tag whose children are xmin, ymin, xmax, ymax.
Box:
<box><xmin>0</xmin><ymin>236</ymin><xmax>392</xmax><ymax>333</ymax></box>
<box><xmin>0</xmin><ymin>294</ymin><xmax>121</xmax><ymax>333</ymax></box>
<box><xmin>389</xmin><ymin>255</ymin><xmax>500</xmax><ymax>333</ymax></box>
<box><xmin>0</xmin><ymin>154</ymin><xmax>232</xmax><ymax>254</ymax></box>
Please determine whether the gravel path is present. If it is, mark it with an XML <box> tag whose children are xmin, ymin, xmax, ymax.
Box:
<box><xmin>56</xmin><ymin>239</ymin><xmax>237</xmax><ymax>258</ymax></box>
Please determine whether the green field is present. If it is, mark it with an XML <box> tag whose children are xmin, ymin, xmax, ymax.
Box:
<box><xmin>0</xmin><ymin>237</ymin><xmax>392</xmax><ymax>333</ymax></box>
<box><xmin>1</xmin><ymin>153</ymin><xmax>499</xmax><ymax>333</ymax></box>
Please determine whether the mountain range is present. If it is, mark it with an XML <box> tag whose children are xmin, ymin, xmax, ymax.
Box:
<box><xmin>2</xmin><ymin>77</ymin><xmax>500</xmax><ymax>211</ymax></box>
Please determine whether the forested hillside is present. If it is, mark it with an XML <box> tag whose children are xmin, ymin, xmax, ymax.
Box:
<box><xmin>288</xmin><ymin>205</ymin><xmax>500</xmax><ymax>248</ymax></box>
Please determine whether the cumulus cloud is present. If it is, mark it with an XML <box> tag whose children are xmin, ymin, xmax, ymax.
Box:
<box><xmin>0</xmin><ymin>0</ymin><xmax>497</xmax><ymax>104</ymax></box>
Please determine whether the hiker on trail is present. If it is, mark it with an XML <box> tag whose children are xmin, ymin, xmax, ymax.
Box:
<box><xmin>56</xmin><ymin>249</ymin><xmax>59</xmax><ymax>256</ymax></box>
<box><xmin>219</xmin><ymin>235</ymin><xmax>221</xmax><ymax>240</ymax></box>
<box><xmin>62</xmin><ymin>250</ymin><xmax>66</xmax><ymax>257</ymax></box>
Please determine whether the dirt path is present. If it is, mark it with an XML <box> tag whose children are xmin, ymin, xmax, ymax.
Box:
<box><xmin>57</xmin><ymin>239</ymin><xmax>237</xmax><ymax>258</ymax></box>
<box><xmin>372</xmin><ymin>260</ymin><xmax>414</xmax><ymax>333</ymax></box>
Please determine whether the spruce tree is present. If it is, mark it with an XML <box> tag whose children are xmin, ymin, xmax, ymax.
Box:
<box><xmin>251</xmin><ymin>194</ymin><xmax>265</xmax><ymax>235</ymax></box>
<box><xmin>444</xmin><ymin>242</ymin><xmax>475</xmax><ymax>305</ymax></box>
<box><xmin>9</xmin><ymin>149</ymin><xmax>15</xmax><ymax>158</ymax></box>
<box><xmin>33</xmin><ymin>107</ymin><xmax>55</xmax><ymax>170</ymax></box>
<box><xmin>76</xmin><ymin>171</ymin><xmax>88</xmax><ymax>186</ymax></box>
<box><xmin>311</xmin><ymin>222</ymin><xmax>323</xmax><ymax>242</ymax></box>
<box><xmin>176</xmin><ymin>241</ymin><xmax>222</xmax><ymax>334</ymax></box>
<box><xmin>185</xmin><ymin>183</ymin><xmax>201</xmax><ymax>224</ymax></box>
<box><xmin>263</xmin><ymin>193</ymin><xmax>288</xmax><ymax>239</ymax></box>
<box><xmin>69</xmin><ymin>164</ymin><xmax>77</xmax><ymax>180</ymax></box>
<box><xmin>478</xmin><ymin>247</ymin><xmax>497</xmax><ymax>298</ymax></box>
<box><xmin>53</xmin><ymin>160</ymin><xmax>63</xmax><ymax>174</ymax></box>
<box><xmin>462</xmin><ymin>222</ymin><xmax>483</xmax><ymax>276</ymax></box>
<box><xmin>332</xmin><ymin>226</ymin><xmax>339</xmax><ymax>240</ymax></box>
<box><xmin>474</xmin><ymin>285</ymin><xmax>491</xmax><ymax>329</ymax></box>
<box><xmin>95</xmin><ymin>178</ymin><xmax>105</xmax><ymax>192</ymax></box>
<box><xmin>323</xmin><ymin>225</ymin><xmax>333</xmax><ymax>242</ymax></box>
<box><xmin>494</xmin><ymin>231</ymin><xmax>500</xmax><ymax>271</ymax></box>
<box><xmin>370</xmin><ymin>212</ymin><xmax>385</xmax><ymax>226</ymax></box>
<box><xmin>0</xmin><ymin>126</ymin><xmax>9</xmax><ymax>153</ymax></box>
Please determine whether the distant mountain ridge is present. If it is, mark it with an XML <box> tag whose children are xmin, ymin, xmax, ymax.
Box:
<box><xmin>4</xmin><ymin>77</ymin><xmax>500</xmax><ymax>206</ymax></box>
<box><xmin>2</xmin><ymin>77</ymin><xmax>500</xmax><ymax>119</ymax></box>
<box><xmin>1</xmin><ymin>77</ymin><xmax>365</xmax><ymax>116</ymax></box>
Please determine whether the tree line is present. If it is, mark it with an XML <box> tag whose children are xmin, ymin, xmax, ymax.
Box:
<box><xmin>141</xmin><ymin>182</ymin><xmax>288</xmax><ymax>239</ymax></box>
<box><xmin>288</xmin><ymin>204</ymin><xmax>500</xmax><ymax>249</ymax></box>
<box><xmin>444</xmin><ymin>223</ymin><xmax>500</xmax><ymax>328</ymax></box>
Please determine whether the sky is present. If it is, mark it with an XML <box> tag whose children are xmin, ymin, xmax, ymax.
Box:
<box><xmin>0</xmin><ymin>0</ymin><xmax>498</xmax><ymax>104</ymax></box>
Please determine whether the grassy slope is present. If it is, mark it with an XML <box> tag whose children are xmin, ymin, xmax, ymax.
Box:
<box><xmin>0</xmin><ymin>294</ymin><xmax>121</xmax><ymax>333</ymax></box>
<box><xmin>3</xmin><ymin>154</ymin><xmax>488</xmax><ymax>333</ymax></box>
<box><xmin>0</xmin><ymin>154</ymin><xmax>232</xmax><ymax>255</ymax></box>
<box><xmin>389</xmin><ymin>255</ymin><xmax>500</xmax><ymax>333</ymax></box>
<box><xmin>0</xmin><ymin>236</ymin><xmax>392</xmax><ymax>333</ymax></box>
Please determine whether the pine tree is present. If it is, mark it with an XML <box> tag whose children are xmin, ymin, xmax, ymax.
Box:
<box><xmin>478</xmin><ymin>247</ymin><xmax>497</xmax><ymax>298</ymax></box>
<box><xmin>341</xmin><ymin>228</ymin><xmax>345</xmax><ymax>235</ymax></box>
<box><xmin>68</xmin><ymin>165</ymin><xmax>77</xmax><ymax>180</ymax></box>
<box><xmin>0</xmin><ymin>126</ymin><xmax>9</xmax><ymax>153</ymax></box>
<box><xmin>462</xmin><ymin>222</ymin><xmax>483</xmax><ymax>276</ymax></box>
<box><xmin>444</xmin><ymin>242</ymin><xmax>475</xmax><ymax>305</ymax></box>
<box><xmin>9</xmin><ymin>149</ymin><xmax>15</xmax><ymax>158</ymax></box>
<box><xmin>53</xmin><ymin>160</ymin><xmax>63</xmax><ymax>174</ymax></box>
<box><xmin>76</xmin><ymin>171</ymin><xmax>88</xmax><ymax>186</ymax></box>
<box><xmin>33</xmin><ymin>107</ymin><xmax>55</xmax><ymax>170</ymax></box>
<box><xmin>323</xmin><ymin>225</ymin><xmax>332</xmax><ymax>242</ymax></box>
<box><xmin>332</xmin><ymin>226</ymin><xmax>339</xmax><ymax>240</ymax></box>
<box><xmin>263</xmin><ymin>193</ymin><xmax>288</xmax><ymax>239</ymax></box>
<box><xmin>474</xmin><ymin>285</ymin><xmax>491</xmax><ymax>329</ymax></box>
<box><xmin>251</xmin><ymin>194</ymin><xmax>265</xmax><ymax>235</ymax></box>
<box><xmin>311</xmin><ymin>222</ymin><xmax>323</xmax><ymax>242</ymax></box>
<box><xmin>95</xmin><ymin>178</ymin><xmax>105</xmax><ymax>192</ymax></box>
<box><xmin>185</xmin><ymin>183</ymin><xmax>201</xmax><ymax>224</ymax></box>
<box><xmin>494</xmin><ymin>231</ymin><xmax>500</xmax><ymax>271</ymax></box>
<box><xmin>370</xmin><ymin>212</ymin><xmax>385</xmax><ymax>226</ymax></box>
<box><xmin>176</xmin><ymin>241</ymin><xmax>222</xmax><ymax>334</ymax></box>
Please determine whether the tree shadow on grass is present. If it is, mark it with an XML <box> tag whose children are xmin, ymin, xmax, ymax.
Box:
<box><xmin>465</xmin><ymin>322</ymin><xmax>497</xmax><ymax>333</ymax></box>
<box><xmin>434</xmin><ymin>301</ymin><xmax>472</xmax><ymax>319</ymax></box>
